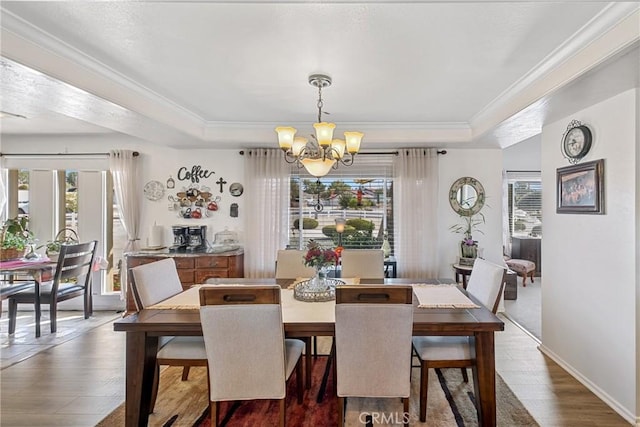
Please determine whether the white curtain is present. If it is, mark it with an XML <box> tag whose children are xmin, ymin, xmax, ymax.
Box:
<box><xmin>393</xmin><ymin>148</ymin><xmax>439</xmax><ymax>278</ymax></box>
<box><xmin>502</xmin><ymin>170</ymin><xmax>511</xmax><ymax>256</ymax></box>
<box><xmin>244</xmin><ymin>149</ymin><xmax>290</xmax><ymax>278</ymax></box>
<box><xmin>109</xmin><ymin>150</ymin><xmax>140</xmax><ymax>299</ymax></box>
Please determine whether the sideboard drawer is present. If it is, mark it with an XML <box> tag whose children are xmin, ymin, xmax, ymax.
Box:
<box><xmin>196</xmin><ymin>257</ymin><xmax>228</xmax><ymax>269</ymax></box>
<box><xmin>195</xmin><ymin>270</ymin><xmax>229</xmax><ymax>283</ymax></box>
<box><xmin>174</xmin><ymin>258</ymin><xmax>195</xmax><ymax>269</ymax></box>
<box><xmin>177</xmin><ymin>270</ymin><xmax>195</xmax><ymax>285</ymax></box>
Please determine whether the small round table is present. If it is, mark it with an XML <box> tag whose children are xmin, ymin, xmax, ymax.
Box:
<box><xmin>452</xmin><ymin>263</ymin><xmax>473</xmax><ymax>289</ymax></box>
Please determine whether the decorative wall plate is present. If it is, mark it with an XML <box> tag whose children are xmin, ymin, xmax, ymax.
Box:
<box><xmin>143</xmin><ymin>180</ymin><xmax>165</xmax><ymax>201</ymax></box>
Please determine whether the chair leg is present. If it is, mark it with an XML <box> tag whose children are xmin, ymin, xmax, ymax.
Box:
<box><xmin>461</xmin><ymin>367</ymin><xmax>469</xmax><ymax>382</ymax></box>
<box><xmin>419</xmin><ymin>361</ymin><xmax>428</xmax><ymax>422</ymax></box>
<box><xmin>295</xmin><ymin>357</ymin><xmax>303</xmax><ymax>403</ymax></box>
<box><xmin>181</xmin><ymin>366</ymin><xmax>190</xmax><ymax>381</ymax></box>
<box><xmin>279</xmin><ymin>398</ymin><xmax>286</xmax><ymax>427</ymax></box>
<box><xmin>150</xmin><ymin>363</ymin><xmax>160</xmax><ymax>413</ymax></box>
<box><xmin>210</xmin><ymin>400</ymin><xmax>219</xmax><ymax>427</ymax></box>
<box><xmin>521</xmin><ymin>272</ymin><xmax>527</xmax><ymax>286</ymax></box>
<box><xmin>8</xmin><ymin>299</ymin><xmax>17</xmax><ymax>334</ymax></box>
<box><xmin>302</xmin><ymin>337</ymin><xmax>312</xmax><ymax>389</ymax></box>
<box><xmin>530</xmin><ymin>271</ymin><xmax>535</xmax><ymax>283</ymax></box>
<box><xmin>313</xmin><ymin>336</ymin><xmax>318</xmax><ymax>359</ymax></box>
<box><xmin>338</xmin><ymin>396</ymin><xmax>345</xmax><ymax>427</ymax></box>
<box><xmin>50</xmin><ymin>300</ymin><xmax>57</xmax><ymax>333</ymax></box>
<box><xmin>403</xmin><ymin>397</ymin><xmax>409</xmax><ymax>427</ymax></box>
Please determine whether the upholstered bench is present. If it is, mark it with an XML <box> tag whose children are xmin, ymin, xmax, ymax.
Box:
<box><xmin>504</xmin><ymin>258</ymin><xmax>536</xmax><ymax>286</ymax></box>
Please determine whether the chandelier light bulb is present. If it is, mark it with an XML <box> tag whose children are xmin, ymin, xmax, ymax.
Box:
<box><xmin>331</xmin><ymin>139</ymin><xmax>346</xmax><ymax>159</ymax></box>
<box><xmin>275</xmin><ymin>127</ymin><xmax>296</xmax><ymax>150</ymax></box>
<box><xmin>292</xmin><ymin>137</ymin><xmax>308</xmax><ymax>157</ymax></box>
<box><xmin>344</xmin><ymin>132</ymin><xmax>363</xmax><ymax>154</ymax></box>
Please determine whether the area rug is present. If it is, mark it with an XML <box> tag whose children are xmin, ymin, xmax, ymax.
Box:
<box><xmin>98</xmin><ymin>356</ymin><xmax>538</xmax><ymax>426</ymax></box>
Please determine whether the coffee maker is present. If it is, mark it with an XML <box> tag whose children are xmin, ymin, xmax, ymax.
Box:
<box><xmin>186</xmin><ymin>225</ymin><xmax>207</xmax><ymax>252</ymax></box>
<box><xmin>169</xmin><ymin>226</ymin><xmax>188</xmax><ymax>252</ymax></box>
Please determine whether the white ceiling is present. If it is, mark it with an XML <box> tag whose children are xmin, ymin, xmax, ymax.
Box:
<box><xmin>1</xmin><ymin>1</ymin><xmax>638</xmax><ymax>150</ymax></box>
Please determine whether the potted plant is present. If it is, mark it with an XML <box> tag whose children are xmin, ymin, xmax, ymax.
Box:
<box><xmin>38</xmin><ymin>228</ymin><xmax>79</xmax><ymax>262</ymax></box>
<box><xmin>450</xmin><ymin>211</ymin><xmax>485</xmax><ymax>262</ymax></box>
<box><xmin>0</xmin><ymin>217</ymin><xmax>33</xmax><ymax>261</ymax></box>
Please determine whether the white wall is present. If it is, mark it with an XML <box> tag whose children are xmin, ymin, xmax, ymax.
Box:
<box><xmin>137</xmin><ymin>147</ymin><xmax>245</xmax><ymax>247</ymax></box>
<box><xmin>503</xmin><ymin>135</ymin><xmax>541</xmax><ymax>171</ymax></box>
<box><xmin>539</xmin><ymin>89</ymin><xmax>637</xmax><ymax>422</ymax></box>
<box><xmin>437</xmin><ymin>149</ymin><xmax>504</xmax><ymax>278</ymax></box>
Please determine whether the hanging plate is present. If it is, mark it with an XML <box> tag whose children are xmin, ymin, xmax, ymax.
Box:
<box><xmin>143</xmin><ymin>180</ymin><xmax>165</xmax><ymax>201</ymax></box>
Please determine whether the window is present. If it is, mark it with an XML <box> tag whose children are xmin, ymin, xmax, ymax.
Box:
<box><xmin>507</xmin><ymin>172</ymin><xmax>542</xmax><ymax>238</ymax></box>
<box><xmin>287</xmin><ymin>154</ymin><xmax>394</xmax><ymax>254</ymax></box>
<box><xmin>3</xmin><ymin>167</ymin><xmax>125</xmax><ymax>296</ymax></box>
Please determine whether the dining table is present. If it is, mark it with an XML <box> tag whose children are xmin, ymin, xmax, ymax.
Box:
<box><xmin>113</xmin><ymin>277</ymin><xmax>504</xmax><ymax>426</ymax></box>
<box><xmin>0</xmin><ymin>258</ymin><xmax>56</xmax><ymax>338</ymax></box>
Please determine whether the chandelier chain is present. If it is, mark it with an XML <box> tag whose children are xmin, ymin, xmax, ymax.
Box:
<box><xmin>317</xmin><ymin>85</ymin><xmax>323</xmax><ymax>123</ymax></box>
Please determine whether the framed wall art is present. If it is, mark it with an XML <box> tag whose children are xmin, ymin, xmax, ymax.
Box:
<box><xmin>556</xmin><ymin>159</ymin><xmax>604</xmax><ymax>214</ymax></box>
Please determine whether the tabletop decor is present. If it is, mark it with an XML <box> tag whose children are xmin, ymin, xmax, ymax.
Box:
<box><xmin>294</xmin><ymin>240</ymin><xmax>342</xmax><ymax>302</ymax></box>
<box><xmin>450</xmin><ymin>210</ymin><xmax>485</xmax><ymax>263</ymax></box>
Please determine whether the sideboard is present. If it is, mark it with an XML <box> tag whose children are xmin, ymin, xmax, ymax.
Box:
<box><xmin>124</xmin><ymin>250</ymin><xmax>244</xmax><ymax>312</ymax></box>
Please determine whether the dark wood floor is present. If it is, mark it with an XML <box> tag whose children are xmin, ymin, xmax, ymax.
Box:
<box><xmin>0</xmin><ymin>310</ymin><xmax>631</xmax><ymax>426</ymax></box>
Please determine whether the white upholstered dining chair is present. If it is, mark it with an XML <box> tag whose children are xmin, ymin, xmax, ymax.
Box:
<box><xmin>199</xmin><ymin>285</ymin><xmax>304</xmax><ymax>427</ymax></box>
<box><xmin>411</xmin><ymin>257</ymin><xmax>506</xmax><ymax>422</ymax></box>
<box><xmin>130</xmin><ymin>258</ymin><xmax>207</xmax><ymax>413</ymax></box>
<box><xmin>339</xmin><ymin>249</ymin><xmax>385</xmax><ymax>282</ymax></box>
<box><xmin>335</xmin><ymin>285</ymin><xmax>414</xmax><ymax>427</ymax></box>
<box><xmin>275</xmin><ymin>249</ymin><xmax>316</xmax><ymax>280</ymax></box>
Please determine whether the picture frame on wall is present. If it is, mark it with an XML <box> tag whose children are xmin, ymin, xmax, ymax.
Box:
<box><xmin>556</xmin><ymin>159</ymin><xmax>604</xmax><ymax>214</ymax></box>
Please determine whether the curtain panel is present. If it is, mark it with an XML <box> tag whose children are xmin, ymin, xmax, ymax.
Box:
<box><xmin>393</xmin><ymin>148</ymin><xmax>439</xmax><ymax>278</ymax></box>
<box><xmin>109</xmin><ymin>149</ymin><xmax>140</xmax><ymax>300</ymax></box>
<box><xmin>243</xmin><ymin>149</ymin><xmax>290</xmax><ymax>278</ymax></box>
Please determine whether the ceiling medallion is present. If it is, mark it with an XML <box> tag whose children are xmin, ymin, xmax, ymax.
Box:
<box><xmin>275</xmin><ymin>74</ymin><xmax>363</xmax><ymax>177</ymax></box>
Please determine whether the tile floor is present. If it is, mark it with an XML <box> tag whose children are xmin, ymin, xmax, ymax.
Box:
<box><xmin>0</xmin><ymin>310</ymin><xmax>631</xmax><ymax>426</ymax></box>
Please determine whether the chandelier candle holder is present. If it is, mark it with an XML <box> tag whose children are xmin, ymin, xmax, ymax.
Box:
<box><xmin>276</xmin><ymin>74</ymin><xmax>363</xmax><ymax>177</ymax></box>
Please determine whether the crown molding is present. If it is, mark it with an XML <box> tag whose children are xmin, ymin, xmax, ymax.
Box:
<box><xmin>203</xmin><ymin>121</ymin><xmax>472</xmax><ymax>144</ymax></box>
<box><xmin>470</xmin><ymin>3</ymin><xmax>640</xmax><ymax>139</ymax></box>
<box><xmin>0</xmin><ymin>8</ymin><xmax>206</xmax><ymax>139</ymax></box>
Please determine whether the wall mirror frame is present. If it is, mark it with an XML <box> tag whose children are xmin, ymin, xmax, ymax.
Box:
<box><xmin>449</xmin><ymin>176</ymin><xmax>485</xmax><ymax>216</ymax></box>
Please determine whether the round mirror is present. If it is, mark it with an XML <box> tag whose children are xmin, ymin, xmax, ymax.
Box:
<box><xmin>449</xmin><ymin>177</ymin><xmax>485</xmax><ymax>216</ymax></box>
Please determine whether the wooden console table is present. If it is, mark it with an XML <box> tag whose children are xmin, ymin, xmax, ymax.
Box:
<box><xmin>124</xmin><ymin>250</ymin><xmax>244</xmax><ymax>312</ymax></box>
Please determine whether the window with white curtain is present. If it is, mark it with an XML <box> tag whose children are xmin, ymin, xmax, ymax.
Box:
<box><xmin>287</xmin><ymin>154</ymin><xmax>395</xmax><ymax>253</ymax></box>
<box><xmin>507</xmin><ymin>171</ymin><xmax>542</xmax><ymax>238</ymax></box>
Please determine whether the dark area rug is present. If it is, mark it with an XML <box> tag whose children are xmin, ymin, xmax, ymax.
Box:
<box><xmin>98</xmin><ymin>355</ymin><xmax>538</xmax><ymax>426</ymax></box>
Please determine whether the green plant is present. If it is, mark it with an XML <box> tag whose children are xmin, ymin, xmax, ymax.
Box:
<box><xmin>293</xmin><ymin>218</ymin><xmax>319</xmax><ymax>230</ymax></box>
<box><xmin>450</xmin><ymin>212</ymin><xmax>485</xmax><ymax>243</ymax></box>
<box><xmin>1</xmin><ymin>217</ymin><xmax>32</xmax><ymax>251</ymax></box>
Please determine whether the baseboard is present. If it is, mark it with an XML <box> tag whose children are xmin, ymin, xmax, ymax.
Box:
<box><xmin>538</xmin><ymin>344</ymin><xmax>636</xmax><ymax>425</ymax></box>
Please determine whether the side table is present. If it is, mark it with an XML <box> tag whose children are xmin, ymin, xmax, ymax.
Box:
<box><xmin>452</xmin><ymin>263</ymin><xmax>473</xmax><ymax>289</ymax></box>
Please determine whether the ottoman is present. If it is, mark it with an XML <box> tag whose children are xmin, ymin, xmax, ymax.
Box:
<box><xmin>505</xmin><ymin>258</ymin><xmax>536</xmax><ymax>286</ymax></box>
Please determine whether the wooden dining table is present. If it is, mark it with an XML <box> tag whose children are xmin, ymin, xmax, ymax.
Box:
<box><xmin>113</xmin><ymin>278</ymin><xmax>504</xmax><ymax>426</ymax></box>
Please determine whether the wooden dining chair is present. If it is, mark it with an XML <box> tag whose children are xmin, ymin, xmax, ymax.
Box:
<box><xmin>199</xmin><ymin>285</ymin><xmax>304</xmax><ymax>427</ymax></box>
<box><xmin>7</xmin><ymin>240</ymin><xmax>97</xmax><ymax>336</ymax></box>
<box><xmin>130</xmin><ymin>258</ymin><xmax>208</xmax><ymax>413</ymax></box>
<box><xmin>340</xmin><ymin>249</ymin><xmax>385</xmax><ymax>283</ymax></box>
<box><xmin>335</xmin><ymin>285</ymin><xmax>414</xmax><ymax>427</ymax></box>
<box><xmin>411</xmin><ymin>257</ymin><xmax>506</xmax><ymax>422</ymax></box>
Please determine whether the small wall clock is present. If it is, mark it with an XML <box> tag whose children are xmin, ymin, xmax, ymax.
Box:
<box><xmin>561</xmin><ymin>120</ymin><xmax>592</xmax><ymax>164</ymax></box>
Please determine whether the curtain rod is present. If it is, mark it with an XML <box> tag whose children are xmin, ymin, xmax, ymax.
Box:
<box><xmin>505</xmin><ymin>170</ymin><xmax>540</xmax><ymax>173</ymax></box>
<box><xmin>239</xmin><ymin>150</ymin><xmax>446</xmax><ymax>155</ymax></box>
<box><xmin>0</xmin><ymin>151</ymin><xmax>139</xmax><ymax>157</ymax></box>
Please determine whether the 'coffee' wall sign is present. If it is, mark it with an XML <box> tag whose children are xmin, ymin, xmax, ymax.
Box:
<box><xmin>177</xmin><ymin>165</ymin><xmax>215</xmax><ymax>183</ymax></box>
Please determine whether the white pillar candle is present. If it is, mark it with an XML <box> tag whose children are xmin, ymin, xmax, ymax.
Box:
<box><xmin>149</xmin><ymin>224</ymin><xmax>163</xmax><ymax>248</ymax></box>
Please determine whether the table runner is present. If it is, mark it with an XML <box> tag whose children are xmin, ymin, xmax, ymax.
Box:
<box><xmin>147</xmin><ymin>285</ymin><xmax>337</xmax><ymax>323</ymax></box>
<box><xmin>411</xmin><ymin>284</ymin><xmax>479</xmax><ymax>309</ymax></box>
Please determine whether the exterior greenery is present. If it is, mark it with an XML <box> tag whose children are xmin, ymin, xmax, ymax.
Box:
<box><xmin>293</xmin><ymin>218</ymin><xmax>319</xmax><ymax>230</ymax></box>
<box><xmin>1</xmin><ymin>217</ymin><xmax>32</xmax><ymax>251</ymax></box>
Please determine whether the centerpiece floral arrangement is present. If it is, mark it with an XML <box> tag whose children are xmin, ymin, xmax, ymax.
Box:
<box><xmin>303</xmin><ymin>240</ymin><xmax>339</xmax><ymax>272</ymax></box>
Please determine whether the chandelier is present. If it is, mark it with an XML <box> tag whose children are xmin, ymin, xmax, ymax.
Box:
<box><xmin>275</xmin><ymin>74</ymin><xmax>363</xmax><ymax>177</ymax></box>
